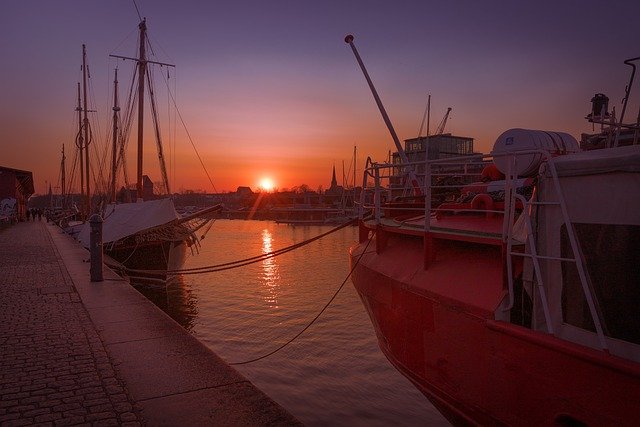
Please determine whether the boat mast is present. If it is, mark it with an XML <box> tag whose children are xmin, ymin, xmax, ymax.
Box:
<box><xmin>111</xmin><ymin>68</ymin><xmax>120</xmax><ymax>203</ymax></box>
<box><xmin>136</xmin><ymin>19</ymin><xmax>147</xmax><ymax>201</ymax></box>
<box><xmin>109</xmin><ymin>19</ymin><xmax>175</xmax><ymax>201</ymax></box>
<box><xmin>353</xmin><ymin>145</ymin><xmax>357</xmax><ymax>210</ymax></box>
<box><xmin>417</xmin><ymin>94</ymin><xmax>431</xmax><ymax>138</ymax></box>
<box><xmin>417</xmin><ymin>94</ymin><xmax>431</xmax><ymax>161</ymax></box>
<box><xmin>75</xmin><ymin>82</ymin><xmax>84</xmax><ymax>211</ymax></box>
<box><xmin>427</xmin><ymin>94</ymin><xmax>431</xmax><ymax>137</ymax></box>
<box><xmin>61</xmin><ymin>144</ymin><xmax>66</xmax><ymax>207</ymax></box>
<box><xmin>81</xmin><ymin>44</ymin><xmax>91</xmax><ymax>215</ymax></box>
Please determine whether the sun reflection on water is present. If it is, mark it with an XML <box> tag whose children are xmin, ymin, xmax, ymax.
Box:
<box><xmin>261</xmin><ymin>228</ymin><xmax>281</xmax><ymax>308</ymax></box>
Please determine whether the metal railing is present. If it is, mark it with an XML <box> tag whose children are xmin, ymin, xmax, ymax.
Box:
<box><xmin>357</xmin><ymin>150</ymin><xmax>608</xmax><ymax>348</ymax></box>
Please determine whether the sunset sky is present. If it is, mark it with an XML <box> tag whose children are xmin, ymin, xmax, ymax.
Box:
<box><xmin>1</xmin><ymin>0</ymin><xmax>639</xmax><ymax>194</ymax></box>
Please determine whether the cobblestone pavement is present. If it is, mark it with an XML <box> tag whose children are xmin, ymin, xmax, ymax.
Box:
<box><xmin>0</xmin><ymin>221</ymin><xmax>142</xmax><ymax>426</ymax></box>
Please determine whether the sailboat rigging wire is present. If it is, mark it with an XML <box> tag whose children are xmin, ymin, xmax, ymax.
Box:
<box><xmin>132</xmin><ymin>0</ymin><xmax>143</xmax><ymax>22</ymax></box>
<box><xmin>160</xmin><ymin>71</ymin><xmax>218</xmax><ymax>193</ymax></box>
<box><xmin>122</xmin><ymin>218</ymin><xmax>357</xmax><ymax>275</ymax></box>
<box><xmin>109</xmin><ymin>27</ymin><xmax>139</xmax><ymax>61</ymax></box>
<box><xmin>113</xmin><ymin>65</ymin><xmax>139</xmax><ymax>196</ymax></box>
<box><xmin>229</xmin><ymin>229</ymin><xmax>375</xmax><ymax>366</ymax></box>
<box><xmin>146</xmin><ymin>70</ymin><xmax>171</xmax><ymax>194</ymax></box>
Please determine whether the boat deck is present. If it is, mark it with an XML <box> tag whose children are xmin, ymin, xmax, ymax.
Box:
<box><xmin>367</xmin><ymin>213</ymin><xmax>509</xmax><ymax>246</ymax></box>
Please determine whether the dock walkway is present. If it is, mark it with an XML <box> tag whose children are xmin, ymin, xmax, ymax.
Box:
<box><xmin>0</xmin><ymin>221</ymin><xmax>298</xmax><ymax>426</ymax></box>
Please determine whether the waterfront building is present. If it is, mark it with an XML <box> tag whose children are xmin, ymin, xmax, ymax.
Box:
<box><xmin>0</xmin><ymin>166</ymin><xmax>34</xmax><ymax>221</ymax></box>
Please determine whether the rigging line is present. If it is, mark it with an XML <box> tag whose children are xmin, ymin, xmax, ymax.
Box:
<box><xmin>229</xmin><ymin>229</ymin><xmax>375</xmax><ymax>366</ymax></box>
<box><xmin>160</xmin><ymin>72</ymin><xmax>218</xmax><ymax>193</ymax></box>
<box><xmin>168</xmin><ymin>64</ymin><xmax>177</xmax><ymax>194</ymax></box>
<box><xmin>147</xmin><ymin>32</ymin><xmax>174</xmax><ymax>66</ymax></box>
<box><xmin>132</xmin><ymin>0</ymin><xmax>143</xmax><ymax>22</ymax></box>
<box><xmin>109</xmin><ymin>26</ymin><xmax>138</xmax><ymax>56</ymax></box>
<box><xmin>124</xmin><ymin>218</ymin><xmax>357</xmax><ymax>275</ymax></box>
<box><xmin>119</xmin><ymin>239</ymin><xmax>141</xmax><ymax>266</ymax></box>
<box><xmin>146</xmin><ymin>69</ymin><xmax>171</xmax><ymax>194</ymax></box>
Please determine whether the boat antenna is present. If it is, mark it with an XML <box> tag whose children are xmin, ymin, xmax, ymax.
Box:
<box><xmin>614</xmin><ymin>56</ymin><xmax>640</xmax><ymax>147</ymax></box>
<box><xmin>344</xmin><ymin>34</ymin><xmax>422</xmax><ymax>195</ymax></box>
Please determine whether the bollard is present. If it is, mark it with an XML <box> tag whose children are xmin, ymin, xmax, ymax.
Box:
<box><xmin>89</xmin><ymin>214</ymin><xmax>104</xmax><ymax>282</ymax></box>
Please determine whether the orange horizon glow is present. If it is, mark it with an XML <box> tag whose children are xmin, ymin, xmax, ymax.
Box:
<box><xmin>2</xmin><ymin>2</ymin><xmax>637</xmax><ymax>196</ymax></box>
<box><xmin>258</xmin><ymin>177</ymin><xmax>275</xmax><ymax>192</ymax></box>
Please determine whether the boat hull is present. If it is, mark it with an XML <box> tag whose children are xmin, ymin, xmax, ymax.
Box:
<box><xmin>350</xmin><ymin>236</ymin><xmax>640</xmax><ymax>426</ymax></box>
<box><xmin>106</xmin><ymin>236</ymin><xmax>187</xmax><ymax>284</ymax></box>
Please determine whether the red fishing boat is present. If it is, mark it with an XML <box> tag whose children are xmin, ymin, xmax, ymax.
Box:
<box><xmin>346</xmin><ymin>36</ymin><xmax>640</xmax><ymax>425</ymax></box>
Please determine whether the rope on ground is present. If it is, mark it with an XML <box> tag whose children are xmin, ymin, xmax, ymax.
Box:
<box><xmin>122</xmin><ymin>218</ymin><xmax>358</xmax><ymax>276</ymax></box>
<box><xmin>229</xmin><ymin>228</ymin><xmax>375</xmax><ymax>365</ymax></box>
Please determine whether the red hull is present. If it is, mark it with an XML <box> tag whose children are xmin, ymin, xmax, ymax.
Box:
<box><xmin>350</xmin><ymin>231</ymin><xmax>640</xmax><ymax>426</ymax></box>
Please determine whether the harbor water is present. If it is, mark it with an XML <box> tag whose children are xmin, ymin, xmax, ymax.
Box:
<box><xmin>136</xmin><ymin>219</ymin><xmax>448</xmax><ymax>426</ymax></box>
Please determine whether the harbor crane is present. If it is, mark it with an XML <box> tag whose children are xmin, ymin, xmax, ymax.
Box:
<box><xmin>435</xmin><ymin>107</ymin><xmax>452</xmax><ymax>135</ymax></box>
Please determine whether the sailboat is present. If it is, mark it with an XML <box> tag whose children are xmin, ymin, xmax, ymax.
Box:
<box><xmin>77</xmin><ymin>19</ymin><xmax>221</xmax><ymax>282</ymax></box>
<box><xmin>346</xmin><ymin>35</ymin><xmax>640</xmax><ymax>426</ymax></box>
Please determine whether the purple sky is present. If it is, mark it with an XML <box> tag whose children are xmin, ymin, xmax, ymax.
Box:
<box><xmin>1</xmin><ymin>0</ymin><xmax>638</xmax><ymax>192</ymax></box>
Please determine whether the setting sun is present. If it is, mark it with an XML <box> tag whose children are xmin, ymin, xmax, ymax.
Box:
<box><xmin>259</xmin><ymin>177</ymin><xmax>275</xmax><ymax>192</ymax></box>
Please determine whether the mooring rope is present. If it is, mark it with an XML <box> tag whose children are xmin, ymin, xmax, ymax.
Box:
<box><xmin>229</xmin><ymin>228</ymin><xmax>374</xmax><ymax>365</ymax></box>
<box><xmin>121</xmin><ymin>218</ymin><xmax>358</xmax><ymax>276</ymax></box>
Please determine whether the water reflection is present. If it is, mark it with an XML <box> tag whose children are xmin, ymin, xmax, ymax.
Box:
<box><xmin>261</xmin><ymin>228</ymin><xmax>281</xmax><ymax>308</ymax></box>
<box><xmin>132</xmin><ymin>275</ymin><xmax>198</xmax><ymax>331</ymax></box>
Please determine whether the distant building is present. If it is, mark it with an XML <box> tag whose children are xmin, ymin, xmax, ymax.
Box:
<box><xmin>394</xmin><ymin>134</ymin><xmax>475</xmax><ymax>163</ymax></box>
<box><xmin>235</xmin><ymin>186</ymin><xmax>253</xmax><ymax>198</ymax></box>
<box><xmin>391</xmin><ymin>134</ymin><xmax>479</xmax><ymax>192</ymax></box>
<box><xmin>143</xmin><ymin>175</ymin><xmax>154</xmax><ymax>200</ymax></box>
<box><xmin>117</xmin><ymin>175</ymin><xmax>155</xmax><ymax>202</ymax></box>
<box><xmin>0</xmin><ymin>166</ymin><xmax>34</xmax><ymax>221</ymax></box>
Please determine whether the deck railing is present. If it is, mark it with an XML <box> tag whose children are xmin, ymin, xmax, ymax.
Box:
<box><xmin>357</xmin><ymin>149</ymin><xmax>608</xmax><ymax>349</ymax></box>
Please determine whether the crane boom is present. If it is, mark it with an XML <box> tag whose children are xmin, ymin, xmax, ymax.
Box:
<box><xmin>435</xmin><ymin>107</ymin><xmax>452</xmax><ymax>135</ymax></box>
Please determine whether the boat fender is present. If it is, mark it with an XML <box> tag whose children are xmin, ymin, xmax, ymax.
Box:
<box><xmin>471</xmin><ymin>194</ymin><xmax>494</xmax><ymax>217</ymax></box>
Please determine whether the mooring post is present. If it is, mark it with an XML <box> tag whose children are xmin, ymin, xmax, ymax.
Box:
<box><xmin>89</xmin><ymin>214</ymin><xmax>104</xmax><ymax>282</ymax></box>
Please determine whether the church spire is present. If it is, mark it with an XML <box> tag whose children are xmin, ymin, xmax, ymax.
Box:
<box><xmin>331</xmin><ymin>164</ymin><xmax>338</xmax><ymax>189</ymax></box>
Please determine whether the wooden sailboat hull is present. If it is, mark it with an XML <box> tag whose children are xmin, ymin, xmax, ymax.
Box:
<box><xmin>106</xmin><ymin>236</ymin><xmax>187</xmax><ymax>283</ymax></box>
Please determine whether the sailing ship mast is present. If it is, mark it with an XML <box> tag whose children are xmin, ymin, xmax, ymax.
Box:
<box><xmin>74</xmin><ymin>45</ymin><xmax>92</xmax><ymax>216</ymax></box>
<box><xmin>75</xmin><ymin>82</ymin><xmax>84</xmax><ymax>211</ymax></box>
<box><xmin>82</xmin><ymin>44</ymin><xmax>90</xmax><ymax>214</ymax></box>
<box><xmin>111</xmin><ymin>69</ymin><xmax>120</xmax><ymax>203</ymax></box>
<box><xmin>110</xmin><ymin>18</ymin><xmax>174</xmax><ymax>201</ymax></box>
<box><xmin>135</xmin><ymin>20</ymin><xmax>146</xmax><ymax>200</ymax></box>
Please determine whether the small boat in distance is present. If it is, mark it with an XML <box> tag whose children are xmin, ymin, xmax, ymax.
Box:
<box><xmin>346</xmin><ymin>35</ymin><xmax>640</xmax><ymax>425</ymax></box>
<box><xmin>76</xmin><ymin>19</ymin><xmax>221</xmax><ymax>283</ymax></box>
